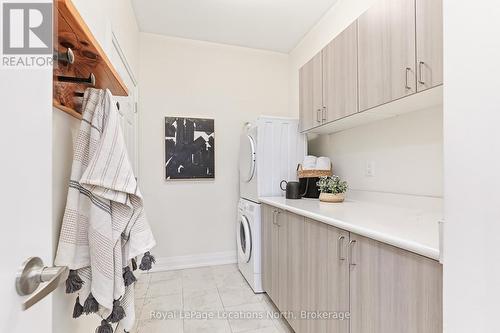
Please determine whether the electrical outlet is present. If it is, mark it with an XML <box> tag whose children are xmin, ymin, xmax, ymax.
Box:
<box><xmin>365</xmin><ymin>161</ymin><xmax>375</xmax><ymax>177</ymax></box>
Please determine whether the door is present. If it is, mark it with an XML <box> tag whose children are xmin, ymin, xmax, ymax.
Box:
<box><xmin>322</xmin><ymin>22</ymin><xmax>358</xmax><ymax>123</ymax></box>
<box><xmin>284</xmin><ymin>212</ymin><xmax>304</xmax><ymax>332</ymax></box>
<box><xmin>326</xmin><ymin>226</ymin><xmax>350</xmax><ymax>333</ymax></box>
<box><xmin>302</xmin><ymin>218</ymin><xmax>329</xmax><ymax>333</ymax></box>
<box><xmin>358</xmin><ymin>0</ymin><xmax>417</xmax><ymax>111</ymax></box>
<box><xmin>416</xmin><ymin>0</ymin><xmax>443</xmax><ymax>91</ymax></box>
<box><xmin>237</xmin><ymin>214</ymin><xmax>252</xmax><ymax>263</ymax></box>
<box><xmin>262</xmin><ymin>205</ymin><xmax>277</xmax><ymax>302</ymax></box>
<box><xmin>299</xmin><ymin>60</ymin><xmax>314</xmax><ymax>132</ymax></box>
<box><xmin>349</xmin><ymin>233</ymin><xmax>443</xmax><ymax>333</ymax></box>
<box><xmin>0</xmin><ymin>16</ymin><xmax>53</xmax><ymax>333</ymax></box>
<box><xmin>311</xmin><ymin>52</ymin><xmax>323</xmax><ymax>125</ymax></box>
<box><xmin>239</xmin><ymin>133</ymin><xmax>256</xmax><ymax>183</ymax></box>
<box><xmin>276</xmin><ymin>210</ymin><xmax>288</xmax><ymax>311</ymax></box>
<box><xmin>110</xmin><ymin>36</ymin><xmax>140</xmax><ymax>175</ymax></box>
<box><xmin>299</xmin><ymin>52</ymin><xmax>323</xmax><ymax>132</ymax></box>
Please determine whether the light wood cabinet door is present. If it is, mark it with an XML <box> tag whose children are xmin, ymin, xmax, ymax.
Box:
<box><xmin>262</xmin><ymin>205</ymin><xmax>277</xmax><ymax>302</ymax></box>
<box><xmin>299</xmin><ymin>61</ymin><xmax>314</xmax><ymax>132</ymax></box>
<box><xmin>326</xmin><ymin>226</ymin><xmax>350</xmax><ymax>333</ymax></box>
<box><xmin>283</xmin><ymin>212</ymin><xmax>304</xmax><ymax>332</ymax></box>
<box><xmin>322</xmin><ymin>22</ymin><xmax>358</xmax><ymax>123</ymax></box>
<box><xmin>311</xmin><ymin>52</ymin><xmax>323</xmax><ymax>125</ymax></box>
<box><xmin>276</xmin><ymin>210</ymin><xmax>288</xmax><ymax>311</ymax></box>
<box><xmin>358</xmin><ymin>0</ymin><xmax>417</xmax><ymax>111</ymax></box>
<box><xmin>301</xmin><ymin>218</ymin><xmax>329</xmax><ymax>333</ymax></box>
<box><xmin>349</xmin><ymin>233</ymin><xmax>443</xmax><ymax>333</ymax></box>
<box><xmin>416</xmin><ymin>0</ymin><xmax>443</xmax><ymax>91</ymax></box>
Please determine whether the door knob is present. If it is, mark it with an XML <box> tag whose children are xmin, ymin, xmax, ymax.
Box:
<box><xmin>15</xmin><ymin>257</ymin><xmax>69</xmax><ymax>310</ymax></box>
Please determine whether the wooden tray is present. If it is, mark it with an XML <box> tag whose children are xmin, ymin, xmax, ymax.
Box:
<box><xmin>297</xmin><ymin>164</ymin><xmax>333</xmax><ymax>178</ymax></box>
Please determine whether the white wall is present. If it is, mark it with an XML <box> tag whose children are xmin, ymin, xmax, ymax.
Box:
<box><xmin>289</xmin><ymin>0</ymin><xmax>443</xmax><ymax>198</ymax></box>
<box><xmin>138</xmin><ymin>33</ymin><xmax>290</xmax><ymax>263</ymax></box>
<box><xmin>443</xmin><ymin>1</ymin><xmax>500</xmax><ymax>331</ymax></box>
<box><xmin>51</xmin><ymin>1</ymin><xmax>140</xmax><ymax>332</ymax></box>
<box><xmin>309</xmin><ymin>107</ymin><xmax>443</xmax><ymax>197</ymax></box>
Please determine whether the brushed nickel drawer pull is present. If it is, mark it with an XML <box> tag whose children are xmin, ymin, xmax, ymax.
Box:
<box><xmin>405</xmin><ymin>67</ymin><xmax>412</xmax><ymax>90</ymax></box>
<box><xmin>348</xmin><ymin>240</ymin><xmax>357</xmax><ymax>266</ymax></box>
<box><xmin>338</xmin><ymin>235</ymin><xmax>346</xmax><ymax>261</ymax></box>
<box><xmin>418</xmin><ymin>61</ymin><xmax>425</xmax><ymax>85</ymax></box>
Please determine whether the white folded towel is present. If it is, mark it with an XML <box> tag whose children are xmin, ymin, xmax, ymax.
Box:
<box><xmin>316</xmin><ymin>157</ymin><xmax>331</xmax><ymax>170</ymax></box>
<box><xmin>302</xmin><ymin>155</ymin><xmax>317</xmax><ymax>170</ymax></box>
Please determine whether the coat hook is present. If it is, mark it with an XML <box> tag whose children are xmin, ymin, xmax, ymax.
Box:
<box><xmin>57</xmin><ymin>73</ymin><xmax>96</xmax><ymax>86</ymax></box>
<box><xmin>53</xmin><ymin>48</ymin><xmax>75</xmax><ymax>64</ymax></box>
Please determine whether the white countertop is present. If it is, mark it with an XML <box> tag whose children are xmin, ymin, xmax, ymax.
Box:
<box><xmin>259</xmin><ymin>196</ymin><xmax>442</xmax><ymax>261</ymax></box>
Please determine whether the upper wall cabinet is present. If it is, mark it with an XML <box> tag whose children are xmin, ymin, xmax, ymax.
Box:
<box><xmin>298</xmin><ymin>0</ymin><xmax>443</xmax><ymax>133</ymax></box>
<box><xmin>357</xmin><ymin>0</ymin><xmax>417</xmax><ymax>111</ymax></box>
<box><xmin>299</xmin><ymin>53</ymin><xmax>323</xmax><ymax>132</ymax></box>
<box><xmin>322</xmin><ymin>22</ymin><xmax>358</xmax><ymax>123</ymax></box>
<box><xmin>299</xmin><ymin>22</ymin><xmax>358</xmax><ymax>132</ymax></box>
<box><xmin>416</xmin><ymin>0</ymin><xmax>443</xmax><ymax>91</ymax></box>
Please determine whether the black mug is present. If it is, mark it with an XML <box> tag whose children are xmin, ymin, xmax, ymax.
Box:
<box><xmin>280</xmin><ymin>180</ymin><xmax>307</xmax><ymax>199</ymax></box>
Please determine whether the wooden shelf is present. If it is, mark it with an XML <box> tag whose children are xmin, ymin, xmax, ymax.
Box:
<box><xmin>53</xmin><ymin>0</ymin><xmax>128</xmax><ymax>118</ymax></box>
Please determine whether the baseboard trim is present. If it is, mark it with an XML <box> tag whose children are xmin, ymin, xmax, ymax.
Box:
<box><xmin>149</xmin><ymin>251</ymin><xmax>237</xmax><ymax>272</ymax></box>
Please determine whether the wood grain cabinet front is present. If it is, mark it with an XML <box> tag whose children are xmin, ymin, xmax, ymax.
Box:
<box><xmin>357</xmin><ymin>0</ymin><xmax>417</xmax><ymax>111</ymax></box>
<box><xmin>261</xmin><ymin>204</ymin><xmax>443</xmax><ymax>333</ymax></box>
<box><xmin>416</xmin><ymin>0</ymin><xmax>443</xmax><ymax>91</ymax></box>
<box><xmin>349</xmin><ymin>233</ymin><xmax>443</xmax><ymax>333</ymax></box>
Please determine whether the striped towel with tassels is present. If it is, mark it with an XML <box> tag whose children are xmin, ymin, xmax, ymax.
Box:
<box><xmin>54</xmin><ymin>88</ymin><xmax>156</xmax><ymax>332</ymax></box>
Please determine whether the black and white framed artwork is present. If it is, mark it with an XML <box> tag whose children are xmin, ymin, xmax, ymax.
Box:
<box><xmin>165</xmin><ymin>117</ymin><xmax>215</xmax><ymax>180</ymax></box>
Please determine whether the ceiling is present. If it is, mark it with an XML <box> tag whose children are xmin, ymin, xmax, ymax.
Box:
<box><xmin>131</xmin><ymin>0</ymin><xmax>338</xmax><ymax>53</ymax></box>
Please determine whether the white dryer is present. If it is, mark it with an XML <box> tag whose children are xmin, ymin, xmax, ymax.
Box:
<box><xmin>237</xmin><ymin>198</ymin><xmax>263</xmax><ymax>293</ymax></box>
<box><xmin>239</xmin><ymin>116</ymin><xmax>305</xmax><ymax>203</ymax></box>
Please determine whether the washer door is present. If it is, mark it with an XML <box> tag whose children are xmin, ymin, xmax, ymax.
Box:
<box><xmin>237</xmin><ymin>215</ymin><xmax>252</xmax><ymax>263</ymax></box>
<box><xmin>239</xmin><ymin>134</ymin><xmax>256</xmax><ymax>183</ymax></box>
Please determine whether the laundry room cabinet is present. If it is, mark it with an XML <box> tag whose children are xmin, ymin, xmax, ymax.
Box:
<box><xmin>261</xmin><ymin>204</ymin><xmax>442</xmax><ymax>333</ymax></box>
<box><xmin>298</xmin><ymin>0</ymin><xmax>443</xmax><ymax>132</ymax></box>
<box><xmin>299</xmin><ymin>22</ymin><xmax>358</xmax><ymax>132</ymax></box>
<box><xmin>416</xmin><ymin>0</ymin><xmax>443</xmax><ymax>91</ymax></box>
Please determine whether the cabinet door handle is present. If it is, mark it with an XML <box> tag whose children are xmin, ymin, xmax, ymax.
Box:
<box><xmin>348</xmin><ymin>240</ymin><xmax>357</xmax><ymax>266</ymax></box>
<box><xmin>316</xmin><ymin>109</ymin><xmax>322</xmax><ymax>123</ymax></box>
<box><xmin>272</xmin><ymin>210</ymin><xmax>281</xmax><ymax>227</ymax></box>
<box><xmin>322</xmin><ymin>106</ymin><xmax>327</xmax><ymax>122</ymax></box>
<box><xmin>338</xmin><ymin>236</ymin><xmax>346</xmax><ymax>261</ymax></box>
<box><xmin>418</xmin><ymin>61</ymin><xmax>425</xmax><ymax>85</ymax></box>
<box><xmin>405</xmin><ymin>67</ymin><xmax>412</xmax><ymax>90</ymax></box>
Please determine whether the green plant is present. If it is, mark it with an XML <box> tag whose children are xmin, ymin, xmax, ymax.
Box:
<box><xmin>316</xmin><ymin>176</ymin><xmax>348</xmax><ymax>194</ymax></box>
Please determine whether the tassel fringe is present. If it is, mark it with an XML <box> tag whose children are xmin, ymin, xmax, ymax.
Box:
<box><xmin>96</xmin><ymin>320</ymin><xmax>113</xmax><ymax>333</ymax></box>
<box><xmin>131</xmin><ymin>258</ymin><xmax>137</xmax><ymax>271</ymax></box>
<box><xmin>123</xmin><ymin>266</ymin><xmax>137</xmax><ymax>287</ymax></box>
<box><xmin>72</xmin><ymin>296</ymin><xmax>84</xmax><ymax>318</ymax></box>
<box><xmin>66</xmin><ymin>270</ymin><xmax>84</xmax><ymax>294</ymax></box>
<box><xmin>108</xmin><ymin>299</ymin><xmax>126</xmax><ymax>323</ymax></box>
<box><xmin>139</xmin><ymin>252</ymin><xmax>156</xmax><ymax>271</ymax></box>
<box><xmin>83</xmin><ymin>292</ymin><xmax>99</xmax><ymax>314</ymax></box>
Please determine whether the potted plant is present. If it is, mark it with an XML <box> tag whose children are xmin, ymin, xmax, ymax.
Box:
<box><xmin>317</xmin><ymin>176</ymin><xmax>348</xmax><ymax>203</ymax></box>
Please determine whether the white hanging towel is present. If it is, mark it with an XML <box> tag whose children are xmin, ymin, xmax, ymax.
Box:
<box><xmin>55</xmin><ymin>88</ymin><xmax>156</xmax><ymax>331</ymax></box>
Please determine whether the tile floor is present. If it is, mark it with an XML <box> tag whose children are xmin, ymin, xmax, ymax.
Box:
<box><xmin>130</xmin><ymin>264</ymin><xmax>293</xmax><ymax>333</ymax></box>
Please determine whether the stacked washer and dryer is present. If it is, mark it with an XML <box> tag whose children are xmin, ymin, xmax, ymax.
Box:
<box><xmin>237</xmin><ymin>116</ymin><xmax>305</xmax><ymax>293</ymax></box>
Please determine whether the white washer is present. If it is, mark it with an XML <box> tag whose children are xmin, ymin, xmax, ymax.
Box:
<box><xmin>237</xmin><ymin>198</ymin><xmax>263</xmax><ymax>293</ymax></box>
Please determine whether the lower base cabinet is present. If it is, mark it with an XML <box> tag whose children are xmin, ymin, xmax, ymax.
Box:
<box><xmin>261</xmin><ymin>204</ymin><xmax>443</xmax><ymax>333</ymax></box>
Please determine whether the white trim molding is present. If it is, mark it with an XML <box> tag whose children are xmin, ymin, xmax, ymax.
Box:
<box><xmin>149</xmin><ymin>251</ymin><xmax>237</xmax><ymax>272</ymax></box>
